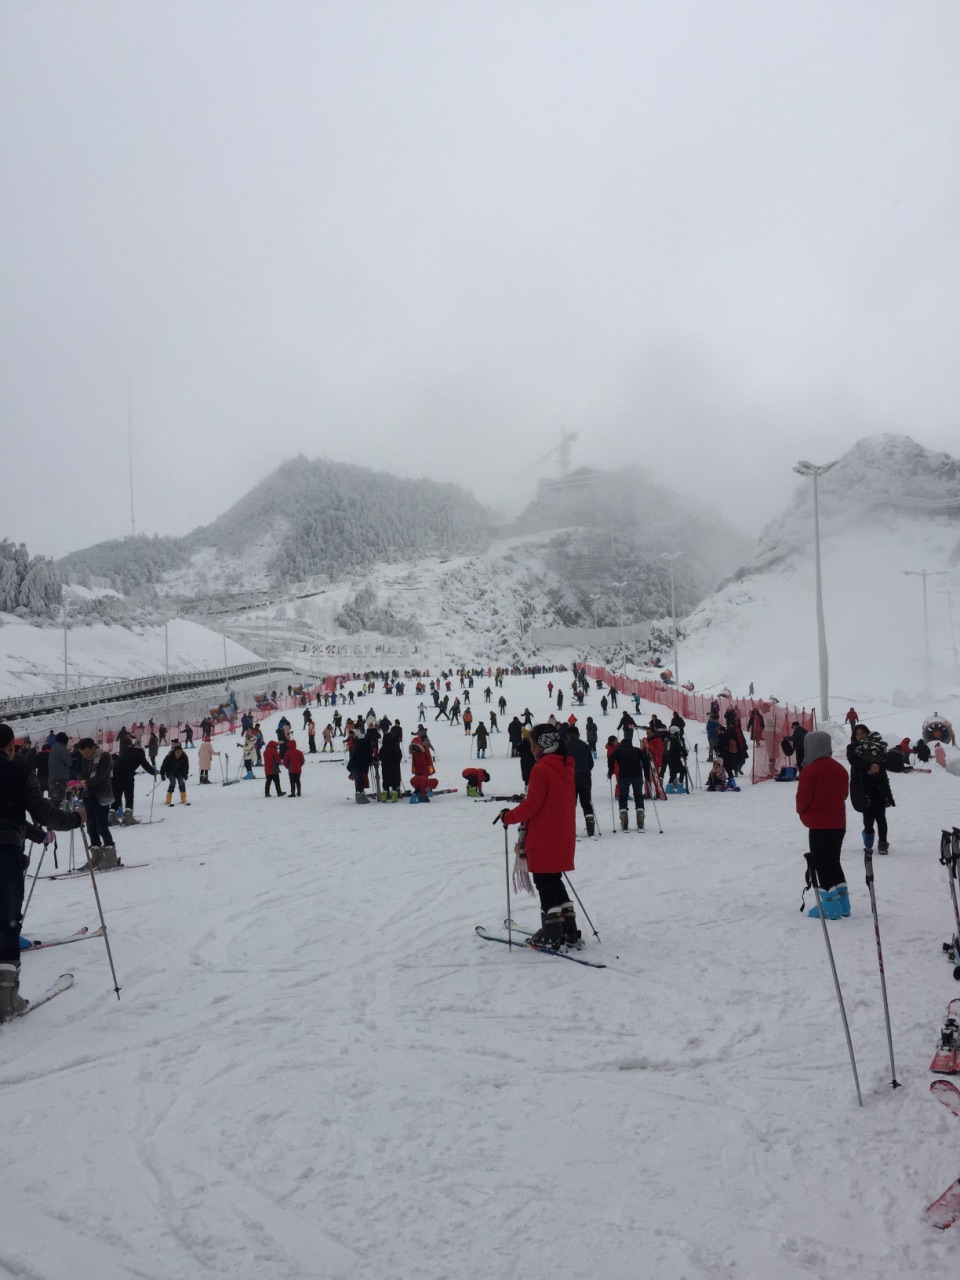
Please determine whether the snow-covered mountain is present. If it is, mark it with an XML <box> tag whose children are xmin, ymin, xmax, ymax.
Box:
<box><xmin>53</xmin><ymin>455</ymin><xmax>750</xmax><ymax>650</ymax></box>
<box><xmin>670</xmin><ymin>435</ymin><xmax>960</xmax><ymax>719</ymax></box>
<box><xmin>12</xmin><ymin>435</ymin><xmax>959</xmax><ymax>727</ymax></box>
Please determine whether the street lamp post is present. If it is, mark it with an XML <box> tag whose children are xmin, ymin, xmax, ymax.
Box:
<box><xmin>612</xmin><ymin>581</ymin><xmax>627</xmax><ymax>675</ymax></box>
<box><xmin>902</xmin><ymin>568</ymin><xmax>947</xmax><ymax>690</ymax></box>
<box><xmin>941</xmin><ymin>589</ymin><xmax>959</xmax><ymax>669</ymax></box>
<box><xmin>589</xmin><ymin>593</ymin><xmax>601</xmax><ymax>630</ymax></box>
<box><xmin>793</xmin><ymin>459</ymin><xmax>839</xmax><ymax>725</ymax></box>
<box><xmin>661</xmin><ymin>552</ymin><xmax>682</xmax><ymax>687</ymax></box>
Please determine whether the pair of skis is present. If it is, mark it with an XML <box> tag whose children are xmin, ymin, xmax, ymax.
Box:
<box><xmin>930</xmin><ymin>999</ymin><xmax>960</xmax><ymax>1074</ymax></box>
<box><xmin>926</xmin><ymin>1078</ymin><xmax>960</xmax><ymax>1228</ymax></box>
<box><xmin>21</xmin><ymin>925</ymin><xmax>104</xmax><ymax>952</ymax></box>
<box><xmin>40</xmin><ymin>862</ymin><xmax>149</xmax><ymax>881</ymax></box>
<box><xmin>0</xmin><ymin>974</ymin><xmax>75</xmax><ymax>1025</ymax></box>
<box><xmin>475</xmin><ymin>921</ymin><xmax>606</xmax><ymax>968</ymax></box>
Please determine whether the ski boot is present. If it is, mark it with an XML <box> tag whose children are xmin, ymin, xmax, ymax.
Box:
<box><xmin>0</xmin><ymin>964</ymin><xmax>28</xmax><ymax>1020</ymax></box>
<box><xmin>390</xmin><ymin>790</ymin><xmax>400</xmax><ymax>803</ymax></box>
<box><xmin>99</xmin><ymin>846</ymin><xmax>120</xmax><ymax>870</ymax></box>
<box><xmin>636</xmin><ymin>807</ymin><xmax>644</xmax><ymax>830</ymax></box>
<box><xmin>466</xmin><ymin>785</ymin><xmax>480</xmax><ymax>798</ymax></box>
<box><xmin>836</xmin><ymin>883</ymin><xmax>851</xmax><ymax>917</ymax></box>
<box><xmin>619</xmin><ymin>808</ymin><xmax>629</xmax><ymax>831</ymax></box>
<box><xmin>355</xmin><ymin>793</ymin><xmax>370</xmax><ymax>804</ymax></box>
<box><xmin>808</xmin><ymin>886</ymin><xmax>843</xmax><ymax>920</ymax></box>
<box><xmin>528</xmin><ymin>907</ymin><xmax>564</xmax><ymax>951</ymax></box>
<box><xmin>585</xmin><ymin>813</ymin><xmax>596</xmax><ymax>837</ymax></box>
<box><xmin>561</xmin><ymin>902</ymin><xmax>582</xmax><ymax>948</ymax></box>
<box><xmin>862</xmin><ymin>829</ymin><xmax>874</xmax><ymax>850</ymax></box>
<box><xmin>877</xmin><ymin>841</ymin><xmax>889</xmax><ymax>855</ymax></box>
<box><xmin>121</xmin><ymin>811</ymin><xmax>138</xmax><ymax>825</ymax></box>
<box><xmin>164</xmin><ymin>792</ymin><xmax>173</xmax><ymax>806</ymax></box>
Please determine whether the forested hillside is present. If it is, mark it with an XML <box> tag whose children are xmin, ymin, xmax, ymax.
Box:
<box><xmin>57</xmin><ymin>458</ymin><xmax>490</xmax><ymax>590</ymax></box>
<box><xmin>0</xmin><ymin>538</ymin><xmax>62</xmax><ymax>618</ymax></box>
<box><xmin>190</xmin><ymin>456</ymin><xmax>490</xmax><ymax>581</ymax></box>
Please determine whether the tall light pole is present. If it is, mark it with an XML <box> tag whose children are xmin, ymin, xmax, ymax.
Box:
<box><xmin>902</xmin><ymin>568</ymin><xmax>947</xmax><ymax>691</ymax></box>
<box><xmin>661</xmin><ymin>552</ymin><xmax>682</xmax><ymax>686</ymax></box>
<box><xmin>793</xmin><ymin>459</ymin><xmax>838</xmax><ymax>724</ymax></box>
<box><xmin>940</xmin><ymin>589</ymin><xmax>959</xmax><ymax>668</ymax></box>
<box><xmin>612</xmin><ymin>581</ymin><xmax>627</xmax><ymax>675</ymax></box>
<box><xmin>61</xmin><ymin>592</ymin><xmax>69</xmax><ymax>725</ymax></box>
<box><xmin>589</xmin><ymin>593</ymin><xmax>602</xmax><ymax>630</ymax></box>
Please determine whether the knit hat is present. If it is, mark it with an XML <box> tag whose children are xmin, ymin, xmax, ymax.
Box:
<box><xmin>803</xmin><ymin>731</ymin><xmax>833</xmax><ymax>764</ymax></box>
<box><xmin>531</xmin><ymin>724</ymin><xmax>561</xmax><ymax>753</ymax></box>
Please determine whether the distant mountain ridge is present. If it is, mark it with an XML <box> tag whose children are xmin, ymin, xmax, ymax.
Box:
<box><xmin>58</xmin><ymin>457</ymin><xmax>490</xmax><ymax>592</ymax></box>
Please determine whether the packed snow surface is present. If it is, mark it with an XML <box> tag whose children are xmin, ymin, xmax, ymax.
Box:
<box><xmin>4</xmin><ymin>677</ymin><xmax>960</xmax><ymax>1279</ymax></box>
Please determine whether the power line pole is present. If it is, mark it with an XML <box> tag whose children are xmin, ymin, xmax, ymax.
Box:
<box><xmin>901</xmin><ymin>568</ymin><xmax>947</xmax><ymax>690</ymax></box>
<box><xmin>793</xmin><ymin>459</ymin><xmax>838</xmax><ymax>724</ymax></box>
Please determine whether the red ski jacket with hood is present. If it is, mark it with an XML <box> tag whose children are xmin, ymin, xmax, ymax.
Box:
<box><xmin>503</xmin><ymin>751</ymin><xmax>576</xmax><ymax>874</ymax></box>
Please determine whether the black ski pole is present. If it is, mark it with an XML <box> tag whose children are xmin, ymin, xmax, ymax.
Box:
<box><xmin>494</xmin><ymin>814</ymin><xmax>513</xmax><ymax>950</ymax></box>
<box><xmin>806</xmin><ymin>854</ymin><xmax>862</xmax><ymax>1106</ymax></box>
<box><xmin>22</xmin><ymin>833</ymin><xmax>52</xmax><ymax>925</ymax></box>
<box><xmin>78</xmin><ymin>826</ymin><xmax>122</xmax><ymax>1000</ymax></box>
<box><xmin>645</xmin><ymin>773</ymin><xmax>663</xmax><ymax>834</ymax></box>
<box><xmin>940</xmin><ymin>831</ymin><xmax>960</xmax><ymax>956</ymax></box>
<box><xmin>864</xmin><ymin>847</ymin><xmax>900</xmax><ymax>1088</ymax></box>
<box><xmin>562</xmin><ymin>873</ymin><xmax>600</xmax><ymax>942</ymax></box>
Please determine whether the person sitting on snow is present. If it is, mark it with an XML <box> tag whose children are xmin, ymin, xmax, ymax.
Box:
<box><xmin>705</xmin><ymin>758</ymin><xmax>728</xmax><ymax>792</ymax></box>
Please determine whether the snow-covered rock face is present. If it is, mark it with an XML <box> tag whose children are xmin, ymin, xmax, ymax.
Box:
<box><xmin>672</xmin><ymin>435</ymin><xmax>960</xmax><ymax>716</ymax></box>
<box><xmin>755</xmin><ymin>433</ymin><xmax>960</xmax><ymax>565</ymax></box>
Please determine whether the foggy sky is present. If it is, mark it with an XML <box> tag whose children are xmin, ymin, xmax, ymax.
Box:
<box><xmin>3</xmin><ymin>1</ymin><xmax>959</xmax><ymax>560</ymax></box>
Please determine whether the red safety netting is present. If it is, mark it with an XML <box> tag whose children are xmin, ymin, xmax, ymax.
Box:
<box><xmin>583</xmin><ymin>664</ymin><xmax>816</xmax><ymax>783</ymax></box>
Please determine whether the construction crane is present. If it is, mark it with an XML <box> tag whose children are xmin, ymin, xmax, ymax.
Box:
<box><xmin>520</xmin><ymin>429</ymin><xmax>579</xmax><ymax>479</ymax></box>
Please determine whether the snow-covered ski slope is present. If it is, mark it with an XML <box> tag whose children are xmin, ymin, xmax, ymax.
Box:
<box><xmin>5</xmin><ymin>676</ymin><xmax>960</xmax><ymax>1279</ymax></box>
<box><xmin>0</xmin><ymin>614</ymin><xmax>262</xmax><ymax>699</ymax></box>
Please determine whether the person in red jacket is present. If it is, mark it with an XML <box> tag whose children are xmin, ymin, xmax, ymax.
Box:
<box><xmin>284</xmin><ymin>738</ymin><xmax>305</xmax><ymax>797</ymax></box>
<box><xmin>262</xmin><ymin>739</ymin><xmax>285</xmax><ymax>797</ymax></box>
<box><xmin>462</xmin><ymin>767</ymin><xmax>490</xmax><ymax>796</ymax></box>
<box><xmin>500</xmin><ymin>724</ymin><xmax>579</xmax><ymax>948</ymax></box>
<box><xmin>796</xmin><ymin>730</ymin><xmax>849</xmax><ymax>920</ymax></box>
<box><xmin>409</xmin><ymin>727</ymin><xmax>439</xmax><ymax>801</ymax></box>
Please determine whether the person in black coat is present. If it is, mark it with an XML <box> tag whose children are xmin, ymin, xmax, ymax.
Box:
<box><xmin>792</xmin><ymin>722</ymin><xmax>808</xmax><ymax>769</ymax></box>
<box><xmin>518</xmin><ymin>730</ymin><xmax>537</xmax><ymax>787</ymax></box>
<box><xmin>160</xmin><ymin>744</ymin><xmax>190</xmax><ymax>805</ymax></box>
<box><xmin>608</xmin><ymin>730</ymin><xmax>652</xmax><ymax>830</ymax></box>
<box><xmin>379</xmin><ymin>727</ymin><xmax>403</xmax><ymax>800</ymax></box>
<box><xmin>112</xmin><ymin>743</ymin><xmax>159</xmax><ymax>823</ymax></box>
<box><xmin>665</xmin><ymin>726</ymin><xmax>688</xmax><ymax>788</ymax></box>
<box><xmin>847</xmin><ymin>724</ymin><xmax>895</xmax><ymax>853</ymax></box>
<box><xmin>507</xmin><ymin>716</ymin><xmax>523</xmax><ymax>758</ymax></box>
<box><xmin>0</xmin><ymin>723</ymin><xmax>87</xmax><ymax>1017</ymax></box>
<box><xmin>566</xmin><ymin>726</ymin><xmax>597</xmax><ymax>836</ymax></box>
<box><xmin>347</xmin><ymin>727</ymin><xmax>373</xmax><ymax>803</ymax></box>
